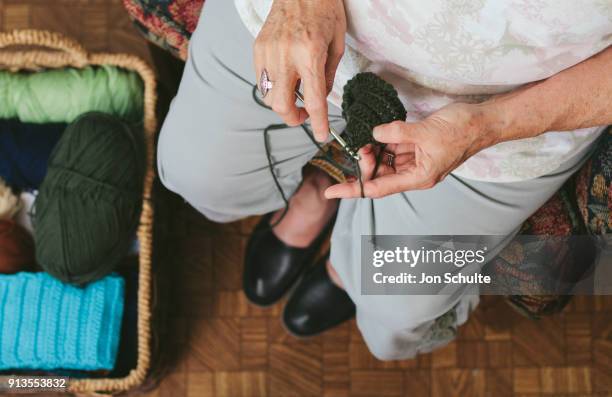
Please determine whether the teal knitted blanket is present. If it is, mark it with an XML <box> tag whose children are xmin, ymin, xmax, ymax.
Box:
<box><xmin>0</xmin><ymin>272</ymin><xmax>124</xmax><ymax>371</ymax></box>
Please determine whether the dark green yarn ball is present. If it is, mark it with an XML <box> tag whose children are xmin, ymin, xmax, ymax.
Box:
<box><xmin>342</xmin><ymin>72</ymin><xmax>407</xmax><ymax>150</ymax></box>
<box><xmin>33</xmin><ymin>112</ymin><xmax>145</xmax><ymax>285</ymax></box>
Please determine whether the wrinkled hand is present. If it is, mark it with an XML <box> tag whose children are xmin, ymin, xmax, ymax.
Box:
<box><xmin>325</xmin><ymin>103</ymin><xmax>499</xmax><ymax>199</ymax></box>
<box><xmin>254</xmin><ymin>0</ymin><xmax>346</xmax><ymax>141</ymax></box>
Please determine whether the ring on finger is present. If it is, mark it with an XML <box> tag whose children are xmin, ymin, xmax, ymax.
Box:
<box><xmin>383</xmin><ymin>151</ymin><xmax>395</xmax><ymax>168</ymax></box>
<box><xmin>259</xmin><ymin>68</ymin><xmax>274</xmax><ymax>98</ymax></box>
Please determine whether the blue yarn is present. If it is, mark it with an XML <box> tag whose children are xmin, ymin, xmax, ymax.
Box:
<box><xmin>0</xmin><ymin>272</ymin><xmax>124</xmax><ymax>371</ymax></box>
<box><xmin>0</xmin><ymin>120</ymin><xmax>65</xmax><ymax>190</ymax></box>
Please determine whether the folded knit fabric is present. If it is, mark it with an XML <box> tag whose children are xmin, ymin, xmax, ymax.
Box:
<box><xmin>0</xmin><ymin>119</ymin><xmax>66</xmax><ymax>190</ymax></box>
<box><xmin>0</xmin><ymin>272</ymin><xmax>124</xmax><ymax>371</ymax></box>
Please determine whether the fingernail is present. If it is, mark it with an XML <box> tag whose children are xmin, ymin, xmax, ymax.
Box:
<box><xmin>373</xmin><ymin>127</ymin><xmax>382</xmax><ymax>139</ymax></box>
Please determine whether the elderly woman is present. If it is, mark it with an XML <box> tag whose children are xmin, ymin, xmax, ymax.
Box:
<box><xmin>158</xmin><ymin>0</ymin><xmax>612</xmax><ymax>359</ymax></box>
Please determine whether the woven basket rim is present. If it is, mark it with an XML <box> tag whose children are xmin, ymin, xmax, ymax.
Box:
<box><xmin>0</xmin><ymin>29</ymin><xmax>157</xmax><ymax>394</ymax></box>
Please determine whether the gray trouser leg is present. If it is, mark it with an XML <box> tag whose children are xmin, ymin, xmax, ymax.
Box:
<box><xmin>330</xmin><ymin>143</ymin><xmax>595</xmax><ymax>360</ymax></box>
<box><xmin>157</xmin><ymin>0</ymin><xmax>344</xmax><ymax>222</ymax></box>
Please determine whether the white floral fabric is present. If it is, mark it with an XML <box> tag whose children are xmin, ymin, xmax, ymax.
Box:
<box><xmin>234</xmin><ymin>0</ymin><xmax>612</xmax><ymax>182</ymax></box>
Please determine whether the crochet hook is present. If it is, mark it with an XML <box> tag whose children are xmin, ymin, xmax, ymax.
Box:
<box><xmin>295</xmin><ymin>91</ymin><xmax>361</xmax><ymax>161</ymax></box>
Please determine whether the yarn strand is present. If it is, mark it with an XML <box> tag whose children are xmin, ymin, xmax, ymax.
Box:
<box><xmin>252</xmin><ymin>85</ymin><xmax>364</xmax><ymax>225</ymax></box>
<box><xmin>253</xmin><ymin>72</ymin><xmax>406</xmax><ymax>211</ymax></box>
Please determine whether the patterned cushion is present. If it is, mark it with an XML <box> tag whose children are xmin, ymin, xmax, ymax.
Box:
<box><xmin>576</xmin><ymin>128</ymin><xmax>612</xmax><ymax>235</ymax></box>
<box><xmin>122</xmin><ymin>0</ymin><xmax>204</xmax><ymax>60</ymax></box>
<box><xmin>491</xmin><ymin>185</ymin><xmax>585</xmax><ymax>318</ymax></box>
<box><xmin>495</xmin><ymin>127</ymin><xmax>610</xmax><ymax>318</ymax></box>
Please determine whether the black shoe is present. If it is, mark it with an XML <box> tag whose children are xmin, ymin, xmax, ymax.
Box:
<box><xmin>283</xmin><ymin>254</ymin><xmax>355</xmax><ymax>337</ymax></box>
<box><xmin>243</xmin><ymin>213</ymin><xmax>334</xmax><ymax>306</ymax></box>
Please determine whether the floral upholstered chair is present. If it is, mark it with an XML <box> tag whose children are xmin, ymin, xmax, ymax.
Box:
<box><xmin>123</xmin><ymin>0</ymin><xmax>203</xmax><ymax>60</ymax></box>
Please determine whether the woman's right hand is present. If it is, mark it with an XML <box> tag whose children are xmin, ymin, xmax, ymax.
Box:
<box><xmin>254</xmin><ymin>0</ymin><xmax>346</xmax><ymax>141</ymax></box>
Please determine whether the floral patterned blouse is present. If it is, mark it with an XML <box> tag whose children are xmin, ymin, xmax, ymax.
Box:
<box><xmin>235</xmin><ymin>0</ymin><xmax>612</xmax><ymax>182</ymax></box>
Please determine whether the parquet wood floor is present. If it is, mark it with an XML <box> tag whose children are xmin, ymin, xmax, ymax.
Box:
<box><xmin>2</xmin><ymin>2</ymin><xmax>611</xmax><ymax>396</ymax></box>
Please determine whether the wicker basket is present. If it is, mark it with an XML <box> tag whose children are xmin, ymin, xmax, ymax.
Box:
<box><xmin>0</xmin><ymin>29</ymin><xmax>157</xmax><ymax>394</ymax></box>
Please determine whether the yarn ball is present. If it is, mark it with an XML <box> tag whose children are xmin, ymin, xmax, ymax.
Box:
<box><xmin>341</xmin><ymin>72</ymin><xmax>407</xmax><ymax>150</ymax></box>
<box><xmin>34</xmin><ymin>112</ymin><xmax>145</xmax><ymax>285</ymax></box>
<box><xmin>0</xmin><ymin>177</ymin><xmax>21</xmax><ymax>220</ymax></box>
<box><xmin>576</xmin><ymin>127</ymin><xmax>612</xmax><ymax>234</ymax></box>
<box><xmin>0</xmin><ymin>66</ymin><xmax>144</xmax><ymax>124</ymax></box>
<box><xmin>0</xmin><ymin>220</ymin><xmax>35</xmax><ymax>274</ymax></box>
<box><xmin>0</xmin><ymin>119</ymin><xmax>65</xmax><ymax>190</ymax></box>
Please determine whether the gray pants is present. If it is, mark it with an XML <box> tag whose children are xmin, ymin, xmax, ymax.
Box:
<box><xmin>158</xmin><ymin>0</ymin><xmax>594</xmax><ymax>360</ymax></box>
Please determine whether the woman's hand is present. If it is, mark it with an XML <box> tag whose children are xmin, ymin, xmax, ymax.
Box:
<box><xmin>254</xmin><ymin>0</ymin><xmax>346</xmax><ymax>141</ymax></box>
<box><xmin>325</xmin><ymin>103</ymin><xmax>501</xmax><ymax>199</ymax></box>
<box><xmin>325</xmin><ymin>46</ymin><xmax>612</xmax><ymax>199</ymax></box>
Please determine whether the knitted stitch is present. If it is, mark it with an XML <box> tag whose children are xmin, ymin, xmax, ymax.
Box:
<box><xmin>0</xmin><ymin>272</ymin><xmax>124</xmax><ymax>371</ymax></box>
<box><xmin>342</xmin><ymin>72</ymin><xmax>407</xmax><ymax>151</ymax></box>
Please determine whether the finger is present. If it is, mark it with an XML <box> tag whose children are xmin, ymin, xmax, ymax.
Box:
<box><xmin>371</xmin><ymin>156</ymin><xmax>398</xmax><ymax>178</ymax></box>
<box><xmin>373</xmin><ymin>121</ymin><xmax>418</xmax><ymax>144</ymax></box>
<box><xmin>325</xmin><ymin>145</ymin><xmax>376</xmax><ymax>199</ymax></box>
<box><xmin>393</xmin><ymin>151</ymin><xmax>416</xmax><ymax>168</ymax></box>
<box><xmin>325</xmin><ymin>171</ymin><xmax>432</xmax><ymax>199</ymax></box>
<box><xmin>324</xmin><ymin>180</ymin><xmax>363</xmax><ymax>199</ymax></box>
<box><xmin>357</xmin><ymin>145</ymin><xmax>395</xmax><ymax>179</ymax></box>
<box><xmin>253</xmin><ymin>39</ymin><xmax>265</xmax><ymax>88</ymax></box>
<box><xmin>357</xmin><ymin>145</ymin><xmax>377</xmax><ymax>181</ymax></box>
<box><xmin>298</xmin><ymin>60</ymin><xmax>330</xmax><ymax>141</ymax></box>
<box><xmin>324</xmin><ymin>36</ymin><xmax>344</xmax><ymax>94</ymax></box>
<box><xmin>362</xmin><ymin>172</ymin><xmax>431</xmax><ymax>198</ymax></box>
<box><xmin>270</xmin><ymin>69</ymin><xmax>306</xmax><ymax>127</ymax></box>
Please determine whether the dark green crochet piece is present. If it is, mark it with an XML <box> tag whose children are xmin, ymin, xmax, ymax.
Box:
<box><xmin>342</xmin><ymin>72</ymin><xmax>407</xmax><ymax>151</ymax></box>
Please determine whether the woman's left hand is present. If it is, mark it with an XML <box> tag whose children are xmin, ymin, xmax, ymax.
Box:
<box><xmin>325</xmin><ymin>103</ymin><xmax>500</xmax><ymax>199</ymax></box>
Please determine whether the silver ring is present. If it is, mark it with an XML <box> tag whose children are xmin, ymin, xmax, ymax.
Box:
<box><xmin>383</xmin><ymin>151</ymin><xmax>395</xmax><ymax>168</ymax></box>
<box><xmin>259</xmin><ymin>69</ymin><xmax>273</xmax><ymax>98</ymax></box>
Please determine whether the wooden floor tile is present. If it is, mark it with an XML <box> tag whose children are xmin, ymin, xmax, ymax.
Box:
<box><xmin>457</xmin><ymin>342</ymin><xmax>488</xmax><ymax>368</ymax></box>
<box><xmin>513</xmin><ymin>317</ymin><xmax>565</xmax><ymax>366</ymax></box>
<box><xmin>323</xmin><ymin>325</ymin><xmax>350</xmax><ymax>396</ymax></box>
<box><xmin>241</xmin><ymin>318</ymin><xmax>268</xmax><ymax>369</ymax></box>
<box><xmin>513</xmin><ymin>368</ymin><xmax>541</xmax><ymax>394</ymax></box>
<box><xmin>157</xmin><ymin>369</ymin><xmax>188</xmax><ymax>397</ymax></box>
<box><xmin>458</xmin><ymin>303</ymin><xmax>486</xmax><ymax>340</ymax></box>
<box><xmin>566</xmin><ymin>313</ymin><xmax>593</xmax><ymax>364</ymax></box>
<box><xmin>593</xmin><ymin>312</ymin><xmax>612</xmax><ymax>339</ymax></box>
<box><xmin>594</xmin><ymin>339</ymin><xmax>612</xmax><ymax>392</ymax></box>
<box><xmin>186</xmin><ymin>371</ymin><xmax>214</xmax><ymax>397</ymax></box>
<box><xmin>323</xmin><ymin>351</ymin><xmax>350</xmax><ymax>397</ymax></box>
<box><xmin>214</xmin><ymin>371</ymin><xmax>267</xmax><ymax>397</ymax></box>
<box><xmin>539</xmin><ymin>366</ymin><xmax>592</xmax><ymax>394</ymax></box>
<box><xmin>404</xmin><ymin>370</ymin><xmax>431</xmax><ymax>397</ymax></box>
<box><xmin>80</xmin><ymin>4</ymin><xmax>108</xmax><ymax>51</ymax></box>
<box><xmin>431</xmin><ymin>369</ymin><xmax>486</xmax><ymax>397</ymax></box>
<box><xmin>187</xmin><ymin>319</ymin><xmax>241</xmax><ymax>371</ymax></box>
<box><xmin>269</xmin><ymin>343</ymin><xmax>323</xmax><ymax>397</ymax></box>
<box><xmin>213</xmin><ymin>233</ymin><xmax>246</xmax><ymax>290</ymax></box>
<box><xmin>431</xmin><ymin>343</ymin><xmax>457</xmax><ymax>369</ymax></box>
<box><xmin>487</xmin><ymin>341</ymin><xmax>513</xmax><ymax>368</ymax></box>
<box><xmin>3</xmin><ymin>3</ymin><xmax>29</xmax><ymax>30</ymax></box>
<box><xmin>349</xmin><ymin>370</ymin><xmax>403</xmax><ymax>397</ymax></box>
<box><xmin>486</xmin><ymin>369</ymin><xmax>512</xmax><ymax>397</ymax></box>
